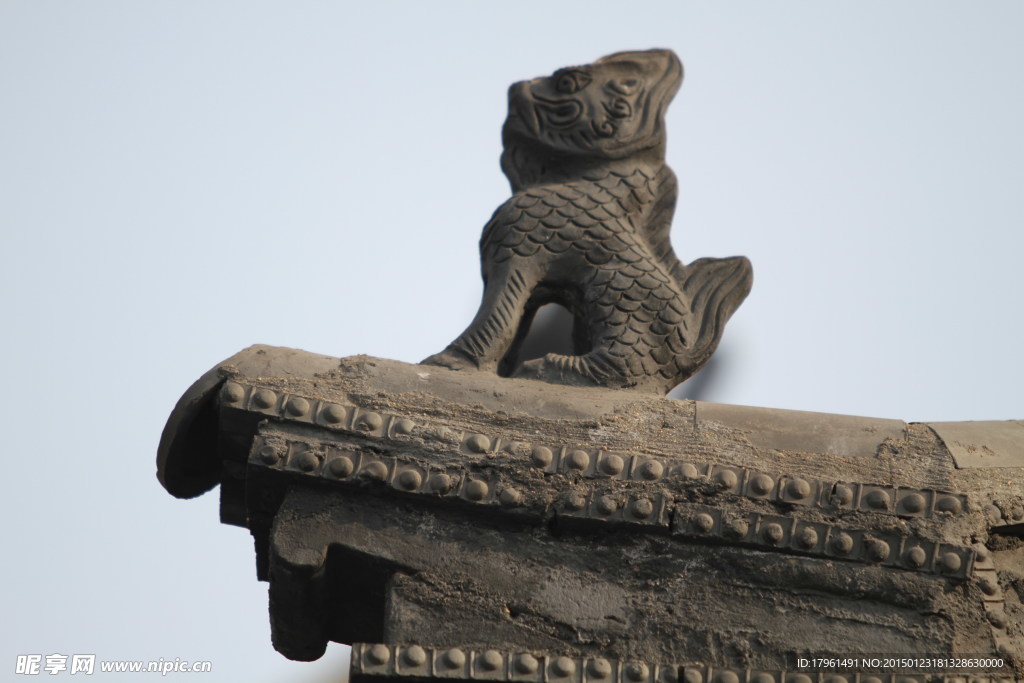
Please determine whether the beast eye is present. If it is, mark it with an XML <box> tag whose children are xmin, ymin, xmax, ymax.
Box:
<box><xmin>553</xmin><ymin>69</ymin><xmax>591</xmax><ymax>94</ymax></box>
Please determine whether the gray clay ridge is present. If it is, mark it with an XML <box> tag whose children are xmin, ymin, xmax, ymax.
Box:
<box><xmin>157</xmin><ymin>346</ymin><xmax>1024</xmax><ymax>679</ymax></box>
<box><xmin>156</xmin><ymin>50</ymin><xmax>1024</xmax><ymax>682</ymax></box>
<box><xmin>422</xmin><ymin>49</ymin><xmax>752</xmax><ymax>394</ymax></box>
<box><xmin>927</xmin><ymin>420</ymin><xmax>1024</xmax><ymax>469</ymax></box>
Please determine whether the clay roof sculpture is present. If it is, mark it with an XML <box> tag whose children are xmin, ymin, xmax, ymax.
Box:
<box><xmin>158</xmin><ymin>50</ymin><xmax>1024</xmax><ymax>681</ymax></box>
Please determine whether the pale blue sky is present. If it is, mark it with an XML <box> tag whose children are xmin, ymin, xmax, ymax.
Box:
<box><xmin>2</xmin><ymin>2</ymin><xmax>1021</xmax><ymax>681</ymax></box>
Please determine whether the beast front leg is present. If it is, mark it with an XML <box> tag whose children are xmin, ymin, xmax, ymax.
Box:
<box><xmin>422</xmin><ymin>266</ymin><xmax>534</xmax><ymax>372</ymax></box>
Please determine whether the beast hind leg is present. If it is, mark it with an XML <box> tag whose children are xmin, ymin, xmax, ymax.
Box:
<box><xmin>511</xmin><ymin>270</ymin><xmax>671</xmax><ymax>390</ymax></box>
<box><xmin>422</xmin><ymin>265</ymin><xmax>535</xmax><ymax>372</ymax></box>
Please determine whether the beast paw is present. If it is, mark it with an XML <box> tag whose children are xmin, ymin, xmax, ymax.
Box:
<box><xmin>421</xmin><ymin>347</ymin><xmax>478</xmax><ymax>371</ymax></box>
<box><xmin>511</xmin><ymin>357</ymin><xmax>545</xmax><ymax>380</ymax></box>
<box><xmin>512</xmin><ymin>354</ymin><xmax>599</xmax><ymax>387</ymax></box>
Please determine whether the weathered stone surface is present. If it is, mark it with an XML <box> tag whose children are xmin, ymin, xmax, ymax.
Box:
<box><xmin>696</xmin><ymin>402</ymin><xmax>908</xmax><ymax>458</ymax></box>
<box><xmin>158</xmin><ymin>345</ymin><xmax>1024</xmax><ymax>678</ymax></box>
<box><xmin>927</xmin><ymin>420</ymin><xmax>1024</xmax><ymax>469</ymax></box>
<box><xmin>156</xmin><ymin>48</ymin><xmax>1023</xmax><ymax>682</ymax></box>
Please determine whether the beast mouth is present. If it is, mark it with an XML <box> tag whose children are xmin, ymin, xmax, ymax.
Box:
<box><xmin>506</xmin><ymin>82</ymin><xmax>542</xmax><ymax>138</ymax></box>
<box><xmin>508</xmin><ymin>106</ymin><xmax>541</xmax><ymax>138</ymax></box>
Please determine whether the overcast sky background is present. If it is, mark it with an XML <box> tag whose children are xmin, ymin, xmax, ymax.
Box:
<box><xmin>2</xmin><ymin>2</ymin><xmax>1022</xmax><ymax>681</ymax></box>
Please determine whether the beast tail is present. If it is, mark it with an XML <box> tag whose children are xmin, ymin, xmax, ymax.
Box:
<box><xmin>672</xmin><ymin>256</ymin><xmax>753</xmax><ymax>373</ymax></box>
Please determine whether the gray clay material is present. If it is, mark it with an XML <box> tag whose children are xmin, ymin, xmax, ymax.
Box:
<box><xmin>422</xmin><ymin>50</ymin><xmax>752</xmax><ymax>394</ymax></box>
<box><xmin>928</xmin><ymin>420</ymin><xmax>1024</xmax><ymax>469</ymax></box>
<box><xmin>158</xmin><ymin>346</ymin><xmax>1024</xmax><ymax>678</ymax></box>
<box><xmin>156</xmin><ymin>50</ymin><xmax>1023</xmax><ymax>681</ymax></box>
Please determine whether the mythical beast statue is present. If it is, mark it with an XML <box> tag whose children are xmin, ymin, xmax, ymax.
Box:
<box><xmin>424</xmin><ymin>49</ymin><xmax>752</xmax><ymax>393</ymax></box>
<box><xmin>157</xmin><ymin>49</ymin><xmax>1024</xmax><ymax>682</ymax></box>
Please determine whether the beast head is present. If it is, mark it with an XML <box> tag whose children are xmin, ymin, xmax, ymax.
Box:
<box><xmin>502</xmin><ymin>49</ymin><xmax>682</xmax><ymax>177</ymax></box>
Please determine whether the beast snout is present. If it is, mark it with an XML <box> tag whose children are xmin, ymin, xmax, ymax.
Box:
<box><xmin>505</xmin><ymin>80</ymin><xmax>540</xmax><ymax>137</ymax></box>
<box><xmin>596</xmin><ymin>48</ymin><xmax>682</xmax><ymax>100</ymax></box>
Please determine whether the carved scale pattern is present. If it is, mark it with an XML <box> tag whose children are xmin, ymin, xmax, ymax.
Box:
<box><xmin>477</xmin><ymin>167</ymin><xmax>698</xmax><ymax>384</ymax></box>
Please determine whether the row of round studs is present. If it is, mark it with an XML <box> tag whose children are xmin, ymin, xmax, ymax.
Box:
<box><xmin>973</xmin><ymin>543</ymin><xmax>1023</xmax><ymax>659</ymax></box>
<box><xmin>252</xmin><ymin>440</ymin><xmax>525</xmax><ymax>508</ymax></box>
<box><xmin>222</xmin><ymin>381</ymin><xmax>510</xmax><ymax>455</ymax></box>
<box><xmin>351</xmin><ymin>642</ymin><xmax>675</xmax><ymax>683</ymax></box>
<box><xmin>985</xmin><ymin>499</ymin><xmax>1024</xmax><ymax>528</ymax></box>
<box><xmin>531</xmin><ymin>448</ymin><xmax>967</xmax><ymax>521</ymax></box>
<box><xmin>250</xmin><ymin>439</ymin><xmax>973</xmax><ymax>578</ymax></box>
<box><xmin>671</xmin><ymin>505</ymin><xmax>973</xmax><ymax>579</ymax></box>
<box><xmin>351</xmin><ymin>644</ymin><xmax>1016</xmax><ymax>683</ymax></box>
<box><xmin>222</xmin><ymin>381</ymin><xmax>969</xmax><ymax>522</ymax></box>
